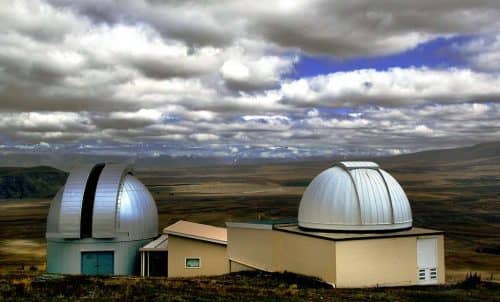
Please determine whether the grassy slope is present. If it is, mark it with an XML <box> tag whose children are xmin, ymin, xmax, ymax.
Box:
<box><xmin>0</xmin><ymin>166</ymin><xmax>67</xmax><ymax>199</ymax></box>
<box><xmin>1</xmin><ymin>271</ymin><xmax>499</xmax><ymax>302</ymax></box>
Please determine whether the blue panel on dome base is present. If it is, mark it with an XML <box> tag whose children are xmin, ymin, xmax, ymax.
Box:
<box><xmin>81</xmin><ymin>251</ymin><xmax>114</xmax><ymax>275</ymax></box>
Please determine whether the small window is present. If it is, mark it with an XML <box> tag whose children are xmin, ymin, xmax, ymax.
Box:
<box><xmin>185</xmin><ymin>258</ymin><xmax>201</xmax><ymax>268</ymax></box>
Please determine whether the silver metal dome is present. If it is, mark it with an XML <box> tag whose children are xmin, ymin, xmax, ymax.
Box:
<box><xmin>298</xmin><ymin>161</ymin><xmax>412</xmax><ymax>231</ymax></box>
<box><xmin>46</xmin><ymin>164</ymin><xmax>158</xmax><ymax>241</ymax></box>
<box><xmin>46</xmin><ymin>163</ymin><xmax>158</xmax><ymax>275</ymax></box>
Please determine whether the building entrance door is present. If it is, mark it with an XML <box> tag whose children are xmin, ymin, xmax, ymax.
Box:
<box><xmin>417</xmin><ymin>238</ymin><xmax>438</xmax><ymax>284</ymax></box>
<box><xmin>81</xmin><ymin>251</ymin><xmax>114</xmax><ymax>275</ymax></box>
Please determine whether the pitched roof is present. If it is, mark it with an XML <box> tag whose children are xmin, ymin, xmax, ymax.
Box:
<box><xmin>163</xmin><ymin>220</ymin><xmax>227</xmax><ymax>245</ymax></box>
<box><xmin>140</xmin><ymin>234</ymin><xmax>168</xmax><ymax>251</ymax></box>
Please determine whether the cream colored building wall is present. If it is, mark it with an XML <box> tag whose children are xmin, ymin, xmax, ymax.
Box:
<box><xmin>335</xmin><ymin>235</ymin><xmax>445</xmax><ymax>288</ymax></box>
<box><xmin>229</xmin><ymin>260</ymin><xmax>256</xmax><ymax>272</ymax></box>
<box><xmin>227</xmin><ymin>226</ymin><xmax>445</xmax><ymax>288</ymax></box>
<box><xmin>227</xmin><ymin>227</ymin><xmax>336</xmax><ymax>283</ymax></box>
<box><xmin>336</xmin><ymin>236</ymin><xmax>416</xmax><ymax>287</ymax></box>
<box><xmin>167</xmin><ymin>235</ymin><xmax>229</xmax><ymax>278</ymax></box>
<box><xmin>227</xmin><ymin>227</ymin><xmax>275</xmax><ymax>271</ymax></box>
<box><xmin>273</xmin><ymin>231</ymin><xmax>336</xmax><ymax>284</ymax></box>
<box><xmin>438</xmin><ymin>235</ymin><xmax>446</xmax><ymax>284</ymax></box>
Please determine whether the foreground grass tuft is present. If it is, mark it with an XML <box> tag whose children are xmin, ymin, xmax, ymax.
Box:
<box><xmin>1</xmin><ymin>271</ymin><xmax>499</xmax><ymax>302</ymax></box>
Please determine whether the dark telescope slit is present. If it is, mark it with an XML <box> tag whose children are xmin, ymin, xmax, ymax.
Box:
<box><xmin>80</xmin><ymin>163</ymin><xmax>105</xmax><ymax>238</ymax></box>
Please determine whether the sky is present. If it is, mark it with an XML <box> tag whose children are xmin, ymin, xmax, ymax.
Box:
<box><xmin>1</xmin><ymin>0</ymin><xmax>500</xmax><ymax>159</ymax></box>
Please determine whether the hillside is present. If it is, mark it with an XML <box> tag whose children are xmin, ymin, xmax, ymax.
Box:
<box><xmin>379</xmin><ymin>141</ymin><xmax>500</xmax><ymax>167</ymax></box>
<box><xmin>1</xmin><ymin>271</ymin><xmax>499</xmax><ymax>302</ymax></box>
<box><xmin>0</xmin><ymin>166</ymin><xmax>67</xmax><ymax>199</ymax></box>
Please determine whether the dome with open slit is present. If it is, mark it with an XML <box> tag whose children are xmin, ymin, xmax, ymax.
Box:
<box><xmin>45</xmin><ymin>163</ymin><xmax>158</xmax><ymax>275</ymax></box>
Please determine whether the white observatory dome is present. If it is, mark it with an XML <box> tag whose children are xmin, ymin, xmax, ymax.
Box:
<box><xmin>298</xmin><ymin>162</ymin><xmax>412</xmax><ymax>232</ymax></box>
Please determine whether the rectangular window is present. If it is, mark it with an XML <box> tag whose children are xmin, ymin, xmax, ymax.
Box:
<box><xmin>185</xmin><ymin>258</ymin><xmax>201</xmax><ymax>268</ymax></box>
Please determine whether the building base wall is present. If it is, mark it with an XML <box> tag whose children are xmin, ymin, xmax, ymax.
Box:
<box><xmin>335</xmin><ymin>235</ymin><xmax>445</xmax><ymax>288</ymax></box>
<box><xmin>227</xmin><ymin>224</ymin><xmax>445</xmax><ymax>288</ymax></box>
<box><xmin>227</xmin><ymin>227</ymin><xmax>275</xmax><ymax>271</ymax></box>
<box><xmin>227</xmin><ymin>226</ymin><xmax>336</xmax><ymax>283</ymax></box>
<box><xmin>229</xmin><ymin>260</ymin><xmax>256</xmax><ymax>273</ymax></box>
<box><xmin>46</xmin><ymin>238</ymin><xmax>152</xmax><ymax>275</ymax></box>
<box><xmin>273</xmin><ymin>231</ymin><xmax>336</xmax><ymax>284</ymax></box>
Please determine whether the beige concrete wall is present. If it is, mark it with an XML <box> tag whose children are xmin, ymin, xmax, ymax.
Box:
<box><xmin>229</xmin><ymin>260</ymin><xmax>256</xmax><ymax>272</ymax></box>
<box><xmin>227</xmin><ymin>227</ymin><xmax>336</xmax><ymax>283</ymax></box>
<box><xmin>336</xmin><ymin>236</ymin><xmax>416</xmax><ymax>287</ymax></box>
<box><xmin>274</xmin><ymin>231</ymin><xmax>336</xmax><ymax>284</ymax></box>
<box><xmin>227</xmin><ymin>227</ymin><xmax>275</xmax><ymax>271</ymax></box>
<box><xmin>228</xmin><ymin>226</ymin><xmax>445</xmax><ymax>288</ymax></box>
<box><xmin>167</xmin><ymin>235</ymin><xmax>228</xmax><ymax>278</ymax></box>
<box><xmin>335</xmin><ymin>235</ymin><xmax>445</xmax><ymax>288</ymax></box>
<box><xmin>438</xmin><ymin>235</ymin><xmax>445</xmax><ymax>284</ymax></box>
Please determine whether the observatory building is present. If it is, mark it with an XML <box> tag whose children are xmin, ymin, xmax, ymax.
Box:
<box><xmin>45</xmin><ymin>161</ymin><xmax>445</xmax><ymax>287</ymax></box>
<box><xmin>46</xmin><ymin>163</ymin><xmax>158</xmax><ymax>275</ymax></box>
<box><xmin>226</xmin><ymin>162</ymin><xmax>445</xmax><ymax>287</ymax></box>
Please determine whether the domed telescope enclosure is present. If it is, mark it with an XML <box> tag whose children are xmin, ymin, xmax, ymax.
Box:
<box><xmin>298</xmin><ymin>161</ymin><xmax>412</xmax><ymax>232</ymax></box>
<box><xmin>46</xmin><ymin>163</ymin><xmax>158</xmax><ymax>275</ymax></box>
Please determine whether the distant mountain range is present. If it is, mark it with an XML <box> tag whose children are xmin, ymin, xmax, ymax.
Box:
<box><xmin>2</xmin><ymin>141</ymin><xmax>500</xmax><ymax>171</ymax></box>
<box><xmin>377</xmin><ymin>141</ymin><xmax>500</xmax><ymax>168</ymax></box>
<box><xmin>0</xmin><ymin>152</ymin><xmax>348</xmax><ymax>171</ymax></box>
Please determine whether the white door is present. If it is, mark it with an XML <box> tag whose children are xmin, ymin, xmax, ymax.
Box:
<box><xmin>417</xmin><ymin>238</ymin><xmax>438</xmax><ymax>284</ymax></box>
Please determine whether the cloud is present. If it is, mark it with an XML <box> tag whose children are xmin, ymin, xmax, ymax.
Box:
<box><xmin>2</xmin><ymin>103</ymin><xmax>500</xmax><ymax>157</ymax></box>
<box><xmin>220</xmin><ymin>55</ymin><xmax>297</xmax><ymax>91</ymax></box>
<box><xmin>0</xmin><ymin>0</ymin><xmax>83</xmax><ymax>42</ymax></box>
<box><xmin>279</xmin><ymin>67</ymin><xmax>500</xmax><ymax>107</ymax></box>
<box><xmin>189</xmin><ymin>133</ymin><xmax>219</xmax><ymax>142</ymax></box>
<box><xmin>305</xmin><ymin>117</ymin><xmax>371</xmax><ymax>129</ymax></box>
<box><xmin>307</xmin><ymin>108</ymin><xmax>319</xmax><ymax>118</ymax></box>
<box><xmin>456</xmin><ymin>34</ymin><xmax>500</xmax><ymax>71</ymax></box>
<box><xmin>2</xmin><ymin>0</ymin><xmax>500</xmax><ymax>157</ymax></box>
<box><xmin>0</xmin><ymin>112</ymin><xmax>91</xmax><ymax>132</ymax></box>
<box><xmin>92</xmin><ymin>109</ymin><xmax>163</xmax><ymax>129</ymax></box>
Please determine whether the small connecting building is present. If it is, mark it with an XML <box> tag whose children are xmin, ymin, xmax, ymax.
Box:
<box><xmin>46</xmin><ymin>161</ymin><xmax>445</xmax><ymax>288</ymax></box>
<box><xmin>163</xmin><ymin>220</ymin><xmax>228</xmax><ymax>278</ymax></box>
<box><xmin>140</xmin><ymin>234</ymin><xmax>168</xmax><ymax>277</ymax></box>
